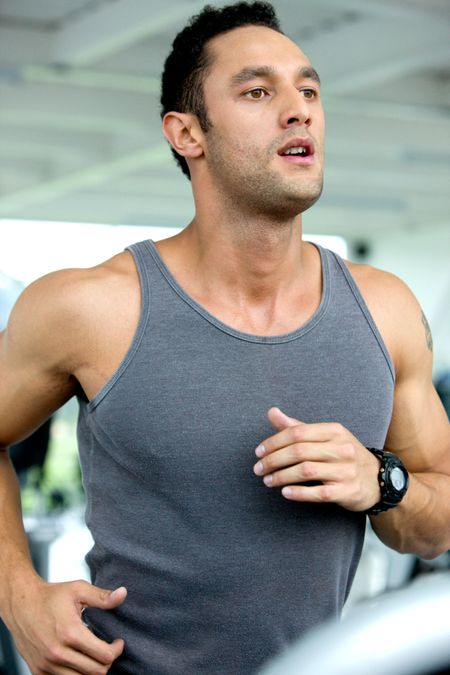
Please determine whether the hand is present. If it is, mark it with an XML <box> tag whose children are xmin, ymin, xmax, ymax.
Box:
<box><xmin>253</xmin><ymin>407</ymin><xmax>381</xmax><ymax>511</ymax></box>
<box><xmin>5</xmin><ymin>577</ymin><xmax>127</xmax><ymax>674</ymax></box>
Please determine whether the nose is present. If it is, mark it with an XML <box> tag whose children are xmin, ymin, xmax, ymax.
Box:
<box><xmin>279</xmin><ymin>87</ymin><xmax>311</xmax><ymax>129</ymax></box>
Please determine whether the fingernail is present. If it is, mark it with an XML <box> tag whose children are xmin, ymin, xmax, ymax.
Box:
<box><xmin>263</xmin><ymin>474</ymin><xmax>273</xmax><ymax>486</ymax></box>
<box><xmin>254</xmin><ymin>461</ymin><xmax>264</xmax><ymax>475</ymax></box>
<box><xmin>282</xmin><ymin>487</ymin><xmax>293</xmax><ymax>498</ymax></box>
<box><xmin>255</xmin><ymin>444</ymin><xmax>266</xmax><ymax>457</ymax></box>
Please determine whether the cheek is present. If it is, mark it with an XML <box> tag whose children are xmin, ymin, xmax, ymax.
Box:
<box><xmin>224</xmin><ymin>137</ymin><xmax>261</xmax><ymax>162</ymax></box>
<box><xmin>206</xmin><ymin>123</ymin><xmax>273</xmax><ymax>168</ymax></box>
<box><xmin>236</xmin><ymin>143</ymin><xmax>270</xmax><ymax>167</ymax></box>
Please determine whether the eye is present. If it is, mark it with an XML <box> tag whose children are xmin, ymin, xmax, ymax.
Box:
<box><xmin>300</xmin><ymin>88</ymin><xmax>317</xmax><ymax>100</ymax></box>
<box><xmin>244</xmin><ymin>87</ymin><xmax>268</xmax><ymax>100</ymax></box>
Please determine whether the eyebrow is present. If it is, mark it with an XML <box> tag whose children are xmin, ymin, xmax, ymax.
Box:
<box><xmin>229</xmin><ymin>65</ymin><xmax>321</xmax><ymax>88</ymax></box>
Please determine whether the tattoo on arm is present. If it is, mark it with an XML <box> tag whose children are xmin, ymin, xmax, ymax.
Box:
<box><xmin>421</xmin><ymin>310</ymin><xmax>433</xmax><ymax>352</ymax></box>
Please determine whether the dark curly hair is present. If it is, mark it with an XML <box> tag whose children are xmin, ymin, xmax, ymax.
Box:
<box><xmin>160</xmin><ymin>2</ymin><xmax>283</xmax><ymax>179</ymax></box>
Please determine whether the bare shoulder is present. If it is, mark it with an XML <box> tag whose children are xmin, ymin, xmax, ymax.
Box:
<box><xmin>3</xmin><ymin>249</ymin><xmax>140</xmax><ymax>374</ymax></box>
<box><xmin>344</xmin><ymin>260</ymin><xmax>431</xmax><ymax>376</ymax></box>
<box><xmin>345</xmin><ymin>259</ymin><xmax>420</xmax><ymax>316</ymax></box>
<box><xmin>0</xmin><ymin>250</ymin><xmax>140</xmax><ymax>443</ymax></box>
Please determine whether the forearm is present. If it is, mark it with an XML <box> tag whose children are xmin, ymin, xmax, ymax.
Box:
<box><xmin>0</xmin><ymin>449</ymin><xmax>42</xmax><ymax>619</ymax></box>
<box><xmin>370</xmin><ymin>471</ymin><xmax>450</xmax><ymax>559</ymax></box>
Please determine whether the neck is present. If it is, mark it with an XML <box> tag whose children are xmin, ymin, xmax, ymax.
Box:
<box><xmin>193</xmin><ymin>199</ymin><xmax>308</xmax><ymax>287</ymax></box>
<box><xmin>183</xmin><ymin>158</ymin><xmax>319</xmax><ymax>287</ymax></box>
<box><xmin>154</xmin><ymin>197</ymin><xmax>323</xmax><ymax>336</ymax></box>
<box><xmin>158</xmin><ymin>202</ymin><xmax>313</xmax><ymax>309</ymax></box>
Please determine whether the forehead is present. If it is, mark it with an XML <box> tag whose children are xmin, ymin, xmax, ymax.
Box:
<box><xmin>205</xmin><ymin>25</ymin><xmax>311</xmax><ymax>79</ymax></box>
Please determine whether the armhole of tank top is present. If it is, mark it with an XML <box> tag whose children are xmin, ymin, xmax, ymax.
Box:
<box><xmin>86</xmin><ymin>242</ymin><xmax>152</xmax><ymax>412</ymax></box>
<box><xmin>330</xmin><ymin>251</ymin><xmax>396</xmax><ymax>383</ymax></box>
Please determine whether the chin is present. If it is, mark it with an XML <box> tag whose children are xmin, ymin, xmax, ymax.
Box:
<box><xmin>286</xmin><ymin>182</ymin><xmax>323</xmax><ymax>215</ymax></box>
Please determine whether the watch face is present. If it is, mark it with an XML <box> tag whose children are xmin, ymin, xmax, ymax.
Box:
<box><xmin>390</xmin><ymin>466</ymin><xmax>406</xmax><ymax>491</ymax></box>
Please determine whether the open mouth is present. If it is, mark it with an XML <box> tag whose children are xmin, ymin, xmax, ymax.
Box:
<box><xmin>278</xmin><ymin>138</ymin><xmax>315</xmax><ymax>161</ymax></box>
<box><xmin>282</xmin><ymin>146</ymin><xmax>309</xmax><ymax>157</ymax></box>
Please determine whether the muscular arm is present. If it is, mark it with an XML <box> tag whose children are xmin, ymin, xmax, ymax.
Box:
<box><xmin>368</xmin><ymin>286</ymin><xmax>450</xmax><ymax>558</ymax></box>
<box><xmin>0</xmin><ymin>274</ymin><xmax>78</xmax><ymax>606</ymax></box>
<box><xmin>0</xmin><ymin>268</ymin><xmax>128</xmax><ymax>673</ymax></box>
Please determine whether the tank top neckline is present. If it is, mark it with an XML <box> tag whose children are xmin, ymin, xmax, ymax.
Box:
<box><xmin>143</xmin><ymin>239</ymin><xmax>331</xmax><ymax>344</ymax></box>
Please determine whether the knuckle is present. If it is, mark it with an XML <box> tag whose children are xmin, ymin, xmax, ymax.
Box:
<box><xmin>98</xmin><ymin>588</ymin><xmax>110</xmax><ymax>604</ymax></box>
<box><xmin>73</xmin><ymin>578</ymin><xmax>89</xmax><ymax>595</ymax></box>
<box><xmin>46</xmin><ymin>642</ymin><xmax>65</xmax><ymax>663</ymax></box>
<box><xmin>341</xmin><ymin>442</ymin><xmax>355</xmax><ymax>460</ymax></box>
<box><xmin>291</xmin><ymin>426</ymin><xmax>304</xmax><ymax>442</ymax></box>
<box><xmin>300</xmin><ymin>461</ymin><xmax>316</xmax><ymax>479</ymax></box>
<box><xmin>61</xmin><ymin>626</ymin><xmax>77</xmax><ymax>644</ymax></box>
<box><xmin>263</xmin><ymin>456</ymin><xmax>273</xmax><ymax>472</ymax></box>
<box><xmin>103</xmin><ymin>646</ymin><xmax>115</xmax><ymax>663</ymax></box>
<box><xmin>267</xmin><ymin>471</ymin><xmax>277</xmax><ymax>486</ymax></box>
<box><xmin>330</xmin><ymin>422</ymin><xmax>344</xmax><ymax>436</ymax></box>
<box><xmin>348</xmin><ymin>466</ymin><xmax>358</xmax><ymax>481</ymax></box>
<box><xmin>320</xmin><ymin>485</ymin><xmax>334</xmax><ymax>502</ymax></box>
<box><xmin>293</xmin><ymin>444</ymin><xmax>304</xmax><ymax>461</ymax></box>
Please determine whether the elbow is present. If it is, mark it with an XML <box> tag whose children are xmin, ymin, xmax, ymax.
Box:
<box><xmin>394</xmin><ymin>536</ymin><xmax>450</xmax><ymax>561</ymax></box>
<box><xmin>417</xmin><ymin>542</ymin><xmax>450</xmax><ymax>561</ymax></box>
<box><xmin>372</xmin><ymin>520</ymin><xmax>449</xmax><ymax>560</ymax></box>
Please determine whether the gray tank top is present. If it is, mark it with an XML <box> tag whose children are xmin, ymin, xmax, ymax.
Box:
<box><xmin>77</xmin><ymin>240</ymin><xmax>394</xmax><ymax>674</ymax></box>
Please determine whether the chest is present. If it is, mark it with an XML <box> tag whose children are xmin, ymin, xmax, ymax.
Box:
<box><xmin>86</xmin><ymin>305</ymin><xmax>395</xmax><ymax>477</ymax></box>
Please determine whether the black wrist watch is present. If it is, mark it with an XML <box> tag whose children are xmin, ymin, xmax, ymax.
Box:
<box><xmin>365</xmin><ymin>448</ymin><xmax>409</xmax><ymax>515</ymax></box>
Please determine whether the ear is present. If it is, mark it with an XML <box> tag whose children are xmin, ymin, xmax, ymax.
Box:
<box><xmin>162</xmin><ymin>112</ymin><xmax>204</xmax><ymax>161</ymax></box>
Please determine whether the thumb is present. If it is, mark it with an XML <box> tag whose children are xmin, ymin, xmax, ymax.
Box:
<box><xmin>76</xmin><ymin>582</ymin><xmax>128</xmax><ymax>611</ymax></box>
<box><xmin>268</xmin><ymin>406</ymin><xmax>302</xmax><ymax>430</ymax></box>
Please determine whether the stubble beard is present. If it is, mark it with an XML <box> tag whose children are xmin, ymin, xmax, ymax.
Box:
<box><xmin>206</xmin><ymin>130</ymin><xmax>324</xmax><ymax>220</ymax></box>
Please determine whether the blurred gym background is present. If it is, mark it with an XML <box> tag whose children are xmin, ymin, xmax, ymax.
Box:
<box><xmin>0</xmin><ymin>0</ymin><xmax>449</xmax><ymax>673</ymax></box>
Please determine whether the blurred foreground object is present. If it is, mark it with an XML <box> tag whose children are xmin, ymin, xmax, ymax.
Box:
<box><xmin>260</xmin><ymin>573</ymin><xmax>450</xmax><ymax>675</ymax></box>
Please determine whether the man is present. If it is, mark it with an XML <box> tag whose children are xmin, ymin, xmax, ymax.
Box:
<box><xmin>0</xmin><ymin>2</ymin><xmax>449</xmax><ymax>673</ymax></box>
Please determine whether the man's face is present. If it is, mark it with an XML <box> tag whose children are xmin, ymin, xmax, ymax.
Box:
<box><xmin>199</xmin><ymin>25</ymin><xmax>325</xmax><ymax>217</ymax></box>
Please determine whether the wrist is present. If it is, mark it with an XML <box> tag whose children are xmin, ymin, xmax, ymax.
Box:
<box><xmin>0</xmin><ymin>561</ymin><xmax>44</xmax><ymax>621</ymax></box>
<box><xmin>365</xmin><ymin>448</ymin><xmax>409</xmax><ymax>515</ymax></box>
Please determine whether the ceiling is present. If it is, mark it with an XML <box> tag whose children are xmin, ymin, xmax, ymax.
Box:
<box><xmin>0</xmin><ymin>0</ymin><xmax>449</xmax><ymax>239</ymax></box>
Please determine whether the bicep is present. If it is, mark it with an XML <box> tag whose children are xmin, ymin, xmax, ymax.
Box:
<box><xmin>386</xmin><ymin>374</ymin><xmax>450</xmax><ymax>475</ymax></box>
<box><xmin>384</xmin><ymin>299</ymin><xmax>450</xmax><ymax>475</ymax></box>
<box><xmin>0</xmin><ymin>286</ymin><xmax>77</xmax><ymax>447</ymax></box>
<box><xmin>356</xmin><ymin>265</ymin><xmax>450</xmax><ymax>475</ymax></box>
<box><xmin>0</xmin><ymin>330</ymin><xmax>76</xmax><ymax>448</ymax></box>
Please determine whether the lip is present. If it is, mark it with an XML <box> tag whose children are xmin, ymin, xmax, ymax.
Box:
<box><xmin>277</xmin><ymin>137</ymin><xmax>315</xmax><ymax>165</ymax></box>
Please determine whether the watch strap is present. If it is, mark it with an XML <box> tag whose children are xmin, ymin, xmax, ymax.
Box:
<box><xmin>365</xmin><ymin>447</ymin><xmax>409</xmax><ymax>516</ymax></box>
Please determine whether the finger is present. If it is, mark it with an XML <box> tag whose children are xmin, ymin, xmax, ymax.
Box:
<box><xmin>260</xmin><ymin>461</ymin><xmax>350</xmax><ymax>488</ymax></box>
<box><xmin>42</xmin><ymin>641</ymin><xmax>120</xmax><ymax>674</ymax></box>
<box><xmin>71</xmin><ymin>625</ymin><xmax>125</xmax><ymax>665</ymax></box>
<box><xmin>75</xmin><ymin>582</ymin><xmax>127</xmax><ymax>612</ymax></box>
<box><xmin>267</xmin><ymin>406</ymin><xmax>300</xmax><ymax>431</ymax></box>
<box><xmin>256</xmin><ymin>421</ymin><xmax>338</xmax><ymax>457</ymax></box>
<box><xmin>281</xmin><ymin>483</ymin><xmax>338</xmax><ymax>503</ymax></box>
<box><xmin>254</xmin><ymin>442</ymin><xmax>334</xmax><ymax>476</ymax></box>
<box><xmin>40</xmin><ymin>626</ymin><xmax>124</xmax><ymax>673</ymax></box>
